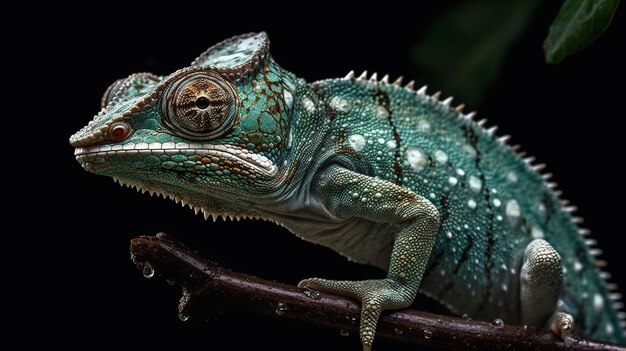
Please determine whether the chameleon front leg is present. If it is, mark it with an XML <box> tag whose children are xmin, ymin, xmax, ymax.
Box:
<box><xmin>520</xmin><ymin>239</ymin><xmax>574</xmax><ymax>339</ymax></box>
<box><xmin>298</xmin><ymin>165</ymin><xmax>440</xmax><ymax>350</ymax></box>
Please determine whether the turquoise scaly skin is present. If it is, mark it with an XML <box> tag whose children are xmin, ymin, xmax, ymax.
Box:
<box><xmin>70</xmin><ymin>33</ymin><xmax>625</xmax><ymax>348</ymax></box>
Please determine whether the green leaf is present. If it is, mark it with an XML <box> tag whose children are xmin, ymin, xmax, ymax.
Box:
<box><xmin>411</xmin><ymin>0</ymin><xmax>539</xmax><ymax>106</ymax></box>
<box><xmin>545</xmin><ymin>0</ymin><xmax>619</xmax><ymax>64</ymax></box>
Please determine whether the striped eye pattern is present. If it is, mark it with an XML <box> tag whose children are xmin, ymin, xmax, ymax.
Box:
<box><xmin>161</xmin><ymin>72</ymin><xmax>239</xmax><ymax>140</ymax></box>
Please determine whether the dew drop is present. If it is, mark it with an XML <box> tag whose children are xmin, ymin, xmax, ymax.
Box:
<box><xmin>423</xmin><ymin>329</ymin><xmax>432</xmax><ymax>339</ymax></box>
<box><xmin>276</xmin><ymin>302</ymin><xmax>289</xmax><ymax>316</ymax></box>
<box><xmin>491</xmin><ymin>318</ymin><xmax>504</xmax><ymax>329</ymax></box>
<box><xmin>394</xmin><ymin>328</ymin><xmax>404</xmax><ymax>335</ymax></box>
<box><xmin>339</xmin><ymin>330</ymin><xmax>350</xmax><ymax>337</ymax></box>
<box><xmin>143</xmin><ymin>262</ymin><xmax>155</xmax><ymax>278</ymax></box>
<box><xmin>178</xmin><ymin>312</ymin><xmax>189</xmax><ymax>321</ymax></box>
<box><xmin>462</xmin><ymin>314</ymin><xmax>472</xmax><ymax>320</ymax></box>
<box><xmin>167</xmin><ymin>279</ymin><xmax>175</xmax><ymax>285</ymax></box>
<box><xmin>302</xmin><ymin>287</ymin><xmax>321</xmax><ymax>300</ymax></box>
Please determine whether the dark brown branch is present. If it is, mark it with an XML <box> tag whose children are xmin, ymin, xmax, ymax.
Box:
<box><xmin>130</xmin><ymin>233</ymin><xmax>625</xmax><ymax>351</ymax></box>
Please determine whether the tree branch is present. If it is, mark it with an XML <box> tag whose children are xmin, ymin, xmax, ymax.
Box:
<box><xmin>129</xmin><ymin>233</ymin><xmax>625</xmax><ymax>351</ymax></box>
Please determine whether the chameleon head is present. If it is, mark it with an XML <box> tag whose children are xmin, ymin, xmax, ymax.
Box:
<box><xmin>70</xmin><ymin>32</ymin><xmax>294</xmax><ymax>217</ymax></box>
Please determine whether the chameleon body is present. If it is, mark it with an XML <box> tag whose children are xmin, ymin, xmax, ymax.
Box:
<box><xmin>70</xmin><ymin>33</ymin><xmax>625</xmax><ymax>348</ymax></box>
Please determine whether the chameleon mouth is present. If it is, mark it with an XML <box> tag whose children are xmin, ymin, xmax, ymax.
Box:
<box><xmin>74</xmin><ymin>142</ymin><xmax>277</xmax><ymax>178</ymax></box>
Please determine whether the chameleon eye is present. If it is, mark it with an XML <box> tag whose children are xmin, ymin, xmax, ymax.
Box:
<box><xmin>161</xmin><ymin>72</ymin><xmax>239</xmax><ymax>140</ymax></box>
<box><xmin>109</xmin><ymin>122</ymin><xmax>131</xmax><ymax>142</ymax></box>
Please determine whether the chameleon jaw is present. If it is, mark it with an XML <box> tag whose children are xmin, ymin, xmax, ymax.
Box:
<box><xmin>112</xmin><ymin>177</ymin><xmax>264</xmax><ymax>222</ymax></box>
<box><xmin>74</xmin><ymin>142</ymin><xmax>278</xmax><ymax>179</ymax></box>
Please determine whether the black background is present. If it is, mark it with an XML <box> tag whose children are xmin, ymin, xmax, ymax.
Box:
<box><xmin>42</xmin><ymin>3</ymin><xmax>624</xmax><ymax>350</ymax></box>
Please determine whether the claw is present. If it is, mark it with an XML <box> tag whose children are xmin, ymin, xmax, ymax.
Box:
<box><xmin>550</xmin><ymin>312</ymin><xmax>574</xmax><ymax>340</ymax></box>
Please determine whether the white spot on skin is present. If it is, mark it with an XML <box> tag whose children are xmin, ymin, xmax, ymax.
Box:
<box><xmin>507</xmin><ymin>171</ymin><xmax>518</xmax><ymax>183</ymax></box>
<box><xmin>493</xmin><ymin>198</ymin><xmax>502</xmax><ymax>207</ymax></box>
<box><xmin>348</xmin><ymin>134</ymin><xmax>366</xmax><ymax>151</ymax></box>
<box><xmin>456</xmin><ymin>169</ymin><xmax>465</xmax><ymax>176</ymax></box>
<box><xmin>463</xmin><ymin>144</ymin><xmax>477</xmax><ymax>158</ymax></box>
<box><xmin>574</xmin><ymin>260</ymin><xmax>583</xmax><ymax>272</ymax></box>
<box><xmin>501</xmin><ymin>264</ymin><xmax>507</xmax><ymax>270</ymax></box>
<box><xmin>406</xmin><ymin>148</ymin><xmax>427</xmax><ymax>172</ymax></box>
<box><xmin>468</xmin><ymin>199</ymin><xmax>477</xmax><ymax>209</ymax></box>
<box><xmin>361</xmin><ymin>197</ymin><xmax>368</xmax><ymax>203</ymax></box>
<box><xmin>374</xmin><ymin>193</ymin><xmax>382</xmax><ymax>198</ymax></box>
<box><xmin>594</xmin><ymin>294</ymin><xmax>604</xmax><ymax>315</ymax></box>
<box><xmin>283</xmin><ymin>90</ymin><xmax>293</xmax><ymax>108</ymax></box>
<box><xmin>371</xmin><ymin>105</ymin><xmax>389</xmax><ymax>121</ymax></box>
<box><xmin>446</xmin><ymin>232</ymin><xmax>453</xmax><ymax>239</ymax></box>
<box><xmin>531</xmin><ymin>226</ymin><xmax>544</xmax><ymax>239</ymax></box>
<box><xmin>352</xmin><ymin>192</ymin><xmax>359</xmax><ymax>198</ymax></box>
<box><xmin>429</xmin><ymin>193</ymin><xmax>436</xmax><ymax>199</ymax></box>
<box><xmin>386</xmin><ymin>140</ymin><xmax>396</xmax><ymax>149</ymax></box>
<box><xmin>287</xmin><ymin>128</ymin><xmax>294</xmax><ymax>150</ymax></box>
<box><xmin>448</xmin><ymin>177</ymin><xmax>458</xmax><ymax>186</ymax></box>
<box><xmin>469</xmin><ymin>176</ymin><xmax>482</xmax><ymax>193</ymax></box>
<box><xmin>506</xmin><ymin>200</ymin><xmax>521</xmax><ymax>225</ymax></box>
<box><xmin>496</xmin><ymin>215</ymin><xmax>503</xmax><ymax>221</ymax></box>
<box><xmin>434</xmin><ymin>150</ymin><xmax>448</xmax><ymax>164</ymax></box>
<box><xmin>606</xmin><ymin>323</ymin><xmax>614</xmax><ymax>335</ymax></box>
<box><xmin>329</xmin><ymin>96</ymin><xmax>349</xmax><ymax>112</ymax></box>
<box><xmin>377</xmin><ymin>138</ymin><xmax>385</xmax><ymax>144</ymax></box>
<box><xmin>536</xmin><ymin>203</ymin><xmax>547</xmax><ymax>217</ymax></box>
<box><xmin>418</xmin><ymin>120</ymin><xmax>431</xmax><ymax>132</ymax></box>
<box><xmin>302</xmin><ymin>97</ymin><xmax>315</xmax><ymax>112</ymax></box>
<box><xmin>502</xmin><ymin>284</ymin><xmax>508</xmax><ymax>292</ymax></box>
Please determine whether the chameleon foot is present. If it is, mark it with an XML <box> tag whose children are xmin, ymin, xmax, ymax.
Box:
<box><xmin>299</xmin><ymin>277</ymin><xmax>413</xmax><ymax>350</ymax></box>
<box><xmin>550</xmin><ymin>312</ymin><xmax>574</xmax><ymax>340</ymax></box>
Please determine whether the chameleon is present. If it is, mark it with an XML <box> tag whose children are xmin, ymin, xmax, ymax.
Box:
<box><xmin>70</xmin><ymin>32</ymin><xmax>625</xmax><ymax>349</ymax></box>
